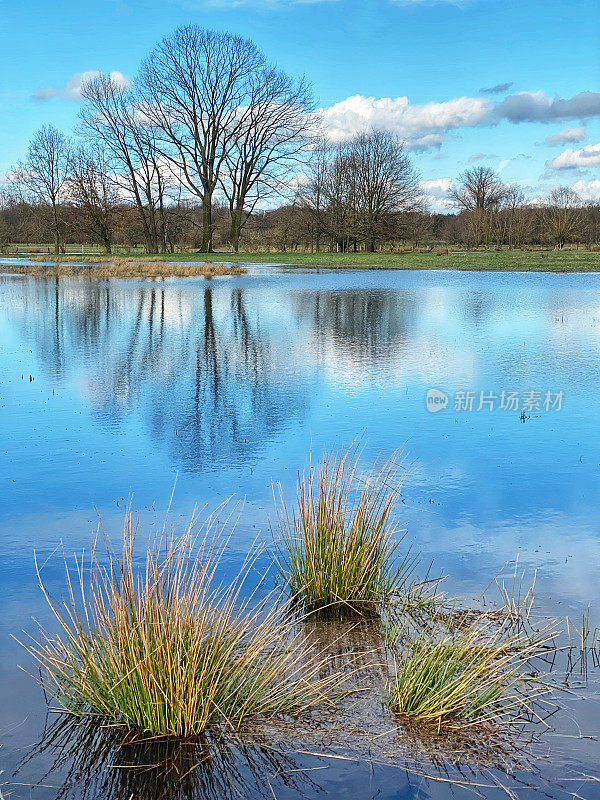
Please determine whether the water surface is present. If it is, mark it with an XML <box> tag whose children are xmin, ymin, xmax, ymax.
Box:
<box><xmin>1</xmin><ymin>266</ymin><xmax>599</xmax><ymax>798</ymax></box>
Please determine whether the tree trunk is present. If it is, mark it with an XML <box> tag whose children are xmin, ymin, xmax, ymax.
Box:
<box><xmin>229</xmin><ymin>205</ymin><xmax>243</xmax><ymax>254</ymax></box>
<box><xmin>52</xmin><ymin>201</ymin><xmax>60</xmax><ymax>255</ymax></box>
<box><xmin>200</xmin><ymin>195</ymin><xmax>213</xmax><ymax>252</ymax></box>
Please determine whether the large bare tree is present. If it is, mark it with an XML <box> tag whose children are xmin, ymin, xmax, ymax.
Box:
<box><xmin>349</xmin><ymin>130</ymin><xmax>420</xmax><ymax>251</ymax></box>
<box><xmin>220</xmin><ymin>68</ymin><xmax>313</xmax><ymax>252</ymax></box>
<box><xmin>139</xmin><ymin>26</ymin><xmax>265</xmax><ymax>252</ymax></box>
<box><xmin>15</xmin><ymin>125</ymin><xmax>71</xmax><ymax>254</ymax></box>
<box><xmin>80</xmin><ymin>74</ymin><xmax>170</xmax><ymax>253</ymax></box>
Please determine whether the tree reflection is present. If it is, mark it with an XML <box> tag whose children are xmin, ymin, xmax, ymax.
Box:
<box><xmin>2</xmin><ymin>277</ymin><xmax>308</xmax><ymax>471</ymax></box>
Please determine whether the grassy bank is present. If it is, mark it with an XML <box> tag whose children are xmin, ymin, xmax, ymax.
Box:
<box><xmin>4</xmin><ymin>247</ymin><xmax>600</xmax><ymax>272</ymax></box>
<box><xmin>160</xmin><ymin>249</ymin><xmax>600</xmax><ymax>272</ymax></box>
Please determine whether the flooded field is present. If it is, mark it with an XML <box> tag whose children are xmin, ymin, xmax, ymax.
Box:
<box><xmin>1</xmin><ymin>265</ymin><xmax>599</xmax><ymax>799</ymax></box>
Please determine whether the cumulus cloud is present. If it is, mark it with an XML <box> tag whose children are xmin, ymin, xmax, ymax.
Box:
<box><xmin>319</xmin><ymin>94</ymin><xmax>492</xmax><ymax>150</ymax></box>
<box><xmin>495</xmin><ymin>90</ymin><xmax>600</xmax><ymax>123</ymax></box>
<box><xmin>32</xmin><ymin>70</ymin><xmax>130</xmax><ymax>101</ymax></box>
<box><xmin>318</xmin><ymin>89</ymin><xmax>600</xmax><ymax>153</ymax></box>
<box><xmin>545</xmin><ymin>126</ymin><xmax>586</xmax><ymax>146</ymax></box>
<box><xmin>546</xmin><ymin>142</ymin><xmax>600</xmax><ymax>171</ymax></box>
<box><xmin>479</xmin><ymin>82</ymin><xmax>513</xmax><ymax>95</ymax></box>
<box><xmin>419</xmin><ymin>177</ymin><xmax>455</xmax><ymax>212</ymax></box>
<box><xmin>569</xmin><ymin>178</ymin><xmax>600</xmax><ymax>203</ymax></box>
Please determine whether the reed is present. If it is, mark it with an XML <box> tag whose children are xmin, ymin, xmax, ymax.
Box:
<box><xmin>18</xmin><ymin>503</ymin><xmax>351</xmax><ymax>738</ymax></box>
<box><xmin>273</xmin><ymin>446</ymin><xmax>412</xmax><ymax>610</ymax></box>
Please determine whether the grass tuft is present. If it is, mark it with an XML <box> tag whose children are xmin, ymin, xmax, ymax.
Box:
<box><xmin>18</xmin><ymin>502</ymin><xmax>351</xmax><ymax>738</ymax></box>
<box><xmin>388</xmin><ymin>610</ymin><xmax>557</xmax><ymax>729</ymax></box>
<box><xmin>272</xmin><ymin>446</ymin><xmax>412</xmax><ymax>611</ymax></box>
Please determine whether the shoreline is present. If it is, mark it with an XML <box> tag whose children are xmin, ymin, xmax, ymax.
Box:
<box><xmin>3</xmin><ymin>249</ymin><xmax>600</xmax><ymax>273</ymax></box>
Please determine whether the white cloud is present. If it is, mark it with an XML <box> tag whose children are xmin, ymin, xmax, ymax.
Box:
<box><xmin>319</xmin><ymin>94</ymin><xmax>491</xmax><ymax>150</ymax></box>
<box><xmin>546</xmin><ymin>142</ymin><xmax>600</xmax><ymax>171</ymax></box>
<box><xmin>33</xmin><ymin>70</ymin><xmax>130</xmax><ymax>101</ymax></box>
<box><xmin>419</xmin><ymin>177</ymin><xmax>455</xmax><ymax>212</ymax></box>
<box><xmin>317</xmin><ymin>89</ymin><xmax>600</xmax><ymax>154</ymax></box>
<box><xmin>570</xmin><ymin>179</ymin><xmax>600</xmax><ymax>203</ymax></box>
<box><xmin>545</xmin><ymin>127</ymin><xmax>586</xmax><ymax>146</ymax></box>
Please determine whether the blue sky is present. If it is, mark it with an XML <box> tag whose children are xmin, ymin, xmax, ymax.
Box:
<box><xmin>1</xmin><ymin>0</ymin><xmax>599</xmax><ymax>209</ymax></box>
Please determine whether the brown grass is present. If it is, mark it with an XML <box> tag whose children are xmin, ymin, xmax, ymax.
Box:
<box><xmin>11</xmin><ymin>259</ymin><xmax>246</xmax><ymax>279</ymax></box>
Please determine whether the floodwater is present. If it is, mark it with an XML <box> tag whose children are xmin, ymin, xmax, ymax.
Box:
<box><xmin>0</xmin><ymin>264</ymin><xmax>599</xmax><ymax>799</ymax></box>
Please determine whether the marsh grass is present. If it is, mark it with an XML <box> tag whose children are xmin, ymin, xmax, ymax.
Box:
<box><xmin>272</xmin><ymin>447</ymin><xmax>416</xmax><ymax>611</ymax></box>
<box><xmin>17</xmin><ymin>502</ymin><xmax>353</xmax><ymax>739</ymax></box>
<box><xmin>387</xmin><ymin>566</ymin><xmax>560</xmax><ymax>730</ymax></box>
<box><xmin>14</xmin><ymin>259</ymin><xmax>246</xmax><ymax>278</ymax></box>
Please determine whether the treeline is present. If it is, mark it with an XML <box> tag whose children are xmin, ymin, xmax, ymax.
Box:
<box><xmin>3</xmin><ymin>181</ymin><xmax>600</xmax><ymax>253</ymax></box>
<box><xmin>1</xmin><ymin>23</ymin><xmax>599</xmax><ymax>254</ymax></box>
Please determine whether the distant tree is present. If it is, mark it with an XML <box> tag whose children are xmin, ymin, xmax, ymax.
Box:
<box><xmin>349</xmin><ymin>131</ymin><xmax>420</xmax><ymax>251</ymax></box>
<box><xmin>68</xmin><ymin>145</ymin><xmax>121</xmax><ymax>253</ymax></box>
<box><xmin>297</xmin><ymin>138</ymin><xmax>330</xmax><ymax>251</ymax></box>
<box><xmin>541</xmin><ymin>186</ymin><xmax>584</xmax><ymax>249</ymax></box>
<box><xmin>80</xmin><ymin>74</ymin><xmax>170</xmax><ymax>254</ymax></box>
<box><xmin>450</xmin><ymin>166</ymin><xmax>507</xmax><ymax>212</ymax></box>
<box><xmin>15</xmin><ymin>125</ymin><xmax>71</xmax><ymax>254</ymax></box>
<box><xmin>139</xmin><ymin>26</ymin><xmax>266</xmax><ymax>252</ymax></box>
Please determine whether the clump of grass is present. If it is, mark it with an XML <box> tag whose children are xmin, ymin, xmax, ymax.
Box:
<box><xmin>273</xmin><ymin>446</ymin><xmax>412</xmax><ymax>611</ymax></box>
<box><xmin>18</xmin><ymin>502</ymin><xmax>351</xmax><ymax>739</ymax></box>
<box><xmin>388</xmin><ymin>613</ymin><xmax>556</xmax><ymax>729</ymax></box>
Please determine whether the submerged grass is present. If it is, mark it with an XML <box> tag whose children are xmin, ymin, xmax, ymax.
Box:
<box><xmin>18</xmin><ymin>502</ymin><xmax>353</xmax><ymax>738</ymax></box>
<box><xmin>272</xmin><ymin>447</ymin><xmax>413</xmax><ymax>611</ymax></box>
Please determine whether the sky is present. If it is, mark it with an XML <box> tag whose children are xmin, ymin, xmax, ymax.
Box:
<box><xmin>0</xmin><ymin>0</ymin><xmax>599</xmax><ymax>211</ymax></box>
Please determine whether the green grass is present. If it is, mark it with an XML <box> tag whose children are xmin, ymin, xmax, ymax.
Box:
<box><xmin>388</xmin><ymin>618</ymin><xmax>553</xmax><ymax>728</ymax></box>
<box><xmin>272</xmin><ymin>446</ymin><xmax>413</xmax><ymax>611</ymax></box>
<box><xmin>5</xmin><ymin>246</ymin><xmax>600</xmax><ymax>272</ymax></box>
<box><xmin>18</xmin><ymin>503</ymin><xmax>352</xmax><ymax>738</ymax></box>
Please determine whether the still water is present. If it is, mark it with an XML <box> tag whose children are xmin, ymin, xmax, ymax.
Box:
<box><xmin>1</xmin><ymin>266</ymin><xmax>599</xmax><ymax>799</ymax></box>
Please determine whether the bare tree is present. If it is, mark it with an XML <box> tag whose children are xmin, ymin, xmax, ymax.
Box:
<box><xmin>541</xmin><ymin>186</ymin><xmax>584</xmax><ymax>249</ymax></box>
<box><xmin>80</xmin><ymin>74</ymin><xmax>170</xmax><ymax>253</ymax></box>
<box><xmin>139</xmin><ymin>26</ymin><xmax>265</xmax><ymax>252</ymax></box>
<box><xmin>68</xmin><ymin>145</ymin><xmax>121</xmax><ymax>253</ymax></box>
<box><xmin>349</xmin><ymin>131</ymin><xmax>420</xmax><ymax>251</ymax></box>
<box><xmin>450</xmin><ymin>166</ymin><xmax>507</xmax><ymax>212</ymax></box>
<box><xmin>15</xmin><ymin>125</ymin><xmax>70</xmax><ymax>254</ymax></box>
<box><xmin>220</xmin><ymin>68</ymin><xmax>313</xmax><ymax>252</ymax></box>
<box><xmin>296</xmin><ymin>138</ymin><xmax>330</xmax><ymax>251</ymax></box>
